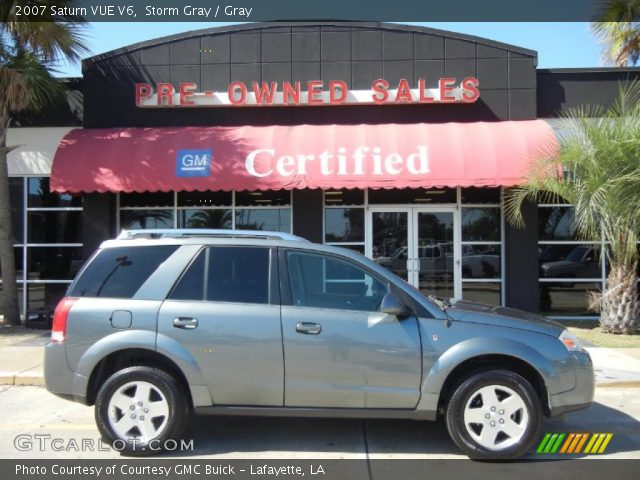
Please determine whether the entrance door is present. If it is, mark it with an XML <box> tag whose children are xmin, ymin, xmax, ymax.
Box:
<box><xmin>368</xmin><ymin>207</ymin><xmax>460</xmax><ymax>300</ymax></box>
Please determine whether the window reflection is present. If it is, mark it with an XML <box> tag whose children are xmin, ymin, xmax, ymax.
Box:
<box><xmin>179</xmin><ymin>209</ymin><xmax>232</xmax><ymax>229</ymax></box>
<box><xmin>325</xmin><ymin>208</ymin><xmax>364</xmax><ymax>242</ymax></box>
<box><xmin>539</xmin><ymin>282</ymin><xmax>601</xmax><ymax>316</ymax></box>
<box><xmin>28</xmin><ymin>177</ymin><xmax>81</xmax><ymax>208</ymax></box>
<box><xmin>28</xmin><ymin>211</ymin><xmax>83</xmax><ymax>243</ymax></box>
<box><xmin>538</xmin><ymin>207</ymin><xmax>578</xmax><ymax>241</ymax></box>
<box><xmin>235</xmin><ymin>209</ymin><xmax>291</xmax><ymax>232</ymax></box>
<box><xmin>120</xmin><ymin>210</ymin><xmax>174</xmax><ymax>229</ymax></box>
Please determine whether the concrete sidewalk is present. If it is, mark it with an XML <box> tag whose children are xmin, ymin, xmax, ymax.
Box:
<box><xmin>0</xmin><ymin>330</ymin><xmax>639</xmax><ymax>388</ymax></box>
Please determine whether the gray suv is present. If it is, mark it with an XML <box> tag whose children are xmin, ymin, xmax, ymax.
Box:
<box><xmin>44</xmin><ymin>229</ymin><xmax>594</xmax><ymax>459</ymax></box>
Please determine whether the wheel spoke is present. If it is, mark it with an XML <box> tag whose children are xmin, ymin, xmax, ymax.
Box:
<box><xmin>138</xmin><ymin>417</ymin><xmax>157</xmax><ymax>440</ymax></box>
<box><xmin>479</xmin><ymin>386</ymin><xmax>499</xmax><ymax>407</ymax></box>
<box><xmin>479</xmin><ymin>425</ymin><xmax>499</xmax><ymax>447</ymax></box>
<box><xmin>111</xmin><ymin>392</ymin><xmax>133</xmax><ymax>413</ymax></box>
<box><xmin>501</xmin><ymin>394</ymin><xmax>526</xmax><ymax>416</ymax></box>
<box><xmin>134</xmin><ymin>382</ymin><xmax>152</xmax><ymax>403</ymax></box>
<box><xmin>112</xmin><ymin>415</ymin><xmax>137</xmax><ymax>437</ymax></box>
<box><xmin>148</xmin><ymin>400</ymin><xmax>169</xmax><ymax>419</ymax></box>
<box><xmin>501</xmin><ymin>418</ymin><xmax>526</xmax><ymax>439</ymax></box>
<box><xmin>464</xmin><ymin>407</ymin><xmax>487</xmax><ymax>424</ymax></box>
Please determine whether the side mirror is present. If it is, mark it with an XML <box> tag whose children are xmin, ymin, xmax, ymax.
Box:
<box><xmin>379</xmin><ymin>293</ymin><xmax>410</xmax><ymax>318</ymax></box>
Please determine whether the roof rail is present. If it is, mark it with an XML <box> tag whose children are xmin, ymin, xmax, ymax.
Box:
<box><xmin>117</xmin><ymin>229</ymin><xmax>308</xmax><ymax>242</ymax></box>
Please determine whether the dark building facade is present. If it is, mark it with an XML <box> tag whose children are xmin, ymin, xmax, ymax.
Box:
<box><xmin>5</xmin><ymin>22</ymin><xmax>640</xmax><ymax>323</ymax></box>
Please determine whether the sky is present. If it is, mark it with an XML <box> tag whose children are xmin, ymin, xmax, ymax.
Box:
<box><xmin>56</xmin><ymin>22</ymin><xmax>604</xmax><ymax>77</ymax></box>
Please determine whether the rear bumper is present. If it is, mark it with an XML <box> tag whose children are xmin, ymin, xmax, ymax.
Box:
<box><xmin>549</xmin><ymin>350</ymin><xmax>595</xmax><ymax>417</ymax></box>
<box><xmin>44</xmin><ymin>342</ymin><xmax>88</xmax><ymax>405</ymax></box>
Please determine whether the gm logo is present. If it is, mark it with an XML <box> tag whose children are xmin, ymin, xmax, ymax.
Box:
<box><xmin>176</xmin><ymin>149</ymin><xmax>212</xmax><ymax>177</ymax></box>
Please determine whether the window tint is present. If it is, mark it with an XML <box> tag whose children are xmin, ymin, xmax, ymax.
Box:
<box><xmin>287</xmin><ymin>251</ymin><xmax>387</xmax><ymax>312</ymax></box>
<box><xmin>169</xmin><ymin>250</ymin><xmax>206</xmax><ymax>300</ymax></box>
<box><xmin>69</xmin><ymin>246</ymin><xmax>177</xmax><ymax>298</ymax></box>
<box><xmin>207</xmin><ymin>247</ymin><xmax>269</xmax><ymax>304</ymax></box>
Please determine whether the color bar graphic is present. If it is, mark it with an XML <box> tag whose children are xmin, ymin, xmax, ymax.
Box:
<box><xmin>537</xmin><ymin>433</ymin><xmax>613</xmax><ymax>454</ymax></box>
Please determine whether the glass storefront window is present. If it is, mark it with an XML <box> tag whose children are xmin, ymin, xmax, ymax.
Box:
<box><xmin>27</xmin><ymin>177</ymin><xmax>81</xmax><ymax>208</ymax></box>
<box><xmin>324</xmin><ymin>189</ymin><xmax>365</xmax><ymax>205</ymax></box>
<box><xmin>325</xmin><ymin>208</ymin><xmax>364</xmax><ymax>242</ymax></box>
<box><xmin>540</xmin><ymin>243</ymin><xmax>601</xmax><ymax>280</ymax></box>
<box><xmin>28</xmin><ymin>211</ymin><xmax>83</xmax><ymax>243</ymax></box>
<box><xmin>462</xmin><ymin>282</ymin><xmax>501</xmax><ymax>306</ymax></box>
<box><xmin>26</xmin><ymin>283</ymin><xmax>69</xmax><ymax>321</ymax></box>
<box><xmin>462</xmin><ymin>244</ymin><xmax>501</xmax><ymax>279</ymax></box>
<box><xmin>9</xmin><ymin>177</ymin><xmax>23</xmax><ymax>244</ymax></box>
<box><xmin>7</xmin><ymin>176</ymin><xmax>83</xmax><ymax>320</ymax></box>
<box><xmin>120</xmin><ymin>210</ymin><xmax>174</xmax><ymax>229</ymax></box>
<box><xmin>177</xmin><ymin>191</ymin><xmax>232</xmax><ymax>207</ymax></box>
<box><xmin>27</xmin><ymin>247</ymin><xmax>84</xmax><ymax>280</ymax></box>
<box><xmin>178</xmin><ymin>209</ymin><xmax>233</xmax><ymax>229</ymax></box>
<box><xmin>332</xmin><ymin>244</ymin><xmax>365</xmax><ymax>255</ymax></box>
<box><xmin>235</xmin><ymin>208</ymin><xmax>291</xmax><ymax>232</ymax></box>
<box><xmin>369</xmin><ymin>188</ymin><xmax>456</xmax><ymax>204</ymax></box>
<box><xmin>461</xmin><ymin>208</ymin><xmax>500</xmax><ymax>241</ymax></box>
<box><xmin>235</xmin><ymin>190</ymin><xmax>291</xmax><ymax>206</ymax></box>
<box><xmin>539</xmin><ymin>282</ymin><xmax>601</xmax><ymax>317</ymax></box>
<box><xmin>538</xmin><ymin>206</ymin><xmax>583</xmax><ymax>241</ymax></box>
<box><xmin>120</xmin><ymin>192</ymin><xmax>173</xmax><ymax>208</ymax></box>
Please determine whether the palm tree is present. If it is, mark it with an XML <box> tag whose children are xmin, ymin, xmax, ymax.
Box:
<box><xmin>0</xmin><ymin>2</ymin><xmax>87</xmax><ymax>325</ymax></box>
<box><xmin>505</xmin><ymin>83</ymin><xmax>640</xmax><ymax>334</ymax></box>
<box><xmin>591</xmin><ymin>0</ymin><xmax>640</xmax><ymax>66</ymax></box>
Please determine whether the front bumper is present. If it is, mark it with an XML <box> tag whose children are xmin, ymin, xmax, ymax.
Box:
<box><xmin>549</xmin><ymin>350</ymin><xmax>595</xmax><ymax>417</ymax></box>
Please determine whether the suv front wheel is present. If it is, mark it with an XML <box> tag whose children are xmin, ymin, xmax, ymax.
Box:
<box><xmin>445</xmin><ymin>369</ymin><xmax>543</xmax><ymax>460</ymax></box>
<box><xmin>95</xmin><ymin>366</ymin><xmax>190</xmax><ymax>456</ymax></box>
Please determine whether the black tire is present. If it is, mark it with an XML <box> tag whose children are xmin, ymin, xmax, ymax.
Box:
<box><xmin>445</xmin><ymin>369</ymin><xmax>543</xmax><ymax>460</ymax></box>
<box><xmin>95</xmin><ymin>366</ymin><xmax>190</xmax><ymax>456</ymax></box>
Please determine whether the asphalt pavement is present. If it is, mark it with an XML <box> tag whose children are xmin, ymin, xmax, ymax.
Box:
<box><xmin>0</xmin><ymin>385</ymin><xmax>637</xmax><ymax>459</ymax></box>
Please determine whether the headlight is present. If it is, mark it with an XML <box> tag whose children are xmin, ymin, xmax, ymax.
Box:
<box><xmin>559</xmin><ymin>329</ymin><xmax>583</xmax><ymax>352</ymax></box>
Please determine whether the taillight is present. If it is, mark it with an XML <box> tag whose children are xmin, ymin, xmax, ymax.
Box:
<box><xmin>51</xmin><ymin>297</ymin><xmax>77</xmax><ymax>343</ymax></box>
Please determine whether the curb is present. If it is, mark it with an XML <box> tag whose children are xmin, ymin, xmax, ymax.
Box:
<box><xmin>0</xmin><ymin>373</ymin><xmax>44</xmax><ymax>387</ymax></box>
<box><xmin>595</xmin><ymin>380</ymin><xmax>640</xmax><ymax>389</ymax></box>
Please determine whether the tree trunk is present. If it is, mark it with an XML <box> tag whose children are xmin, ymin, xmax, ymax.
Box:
<box><xmin>0</xmin><ymin>121</ymin><xmax>21</xmax><ymax>325</ymax></box>
<box><xmin>599</xmin><ymin>262</ymin><xmax>640</xmax><ymax>334</ymax></box>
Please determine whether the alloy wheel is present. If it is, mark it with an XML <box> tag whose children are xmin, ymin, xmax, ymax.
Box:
<box><xmin>107</xmin><ymin>380</ymin><xmax>170</xmax><ymax>443</ymax></box>
<box><xmin>462</xmin><ymin>384</ymin><xmax>529</xmax><ymax>451</ymax></box>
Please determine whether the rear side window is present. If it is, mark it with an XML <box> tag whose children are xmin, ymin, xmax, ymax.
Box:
<box><xmin>69</xmin><ymin>246</ymin><xmax>178</xmax><ymax>298</ymax></box>
<box><xmin>168</xmin><ymin>246</ymin><xmax>270</xmax><ymax>304</ymax></box>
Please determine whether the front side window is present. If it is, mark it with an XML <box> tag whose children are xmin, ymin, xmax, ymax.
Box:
<box><xmin>287</xmin><ymin>251</ymin><xmax>387</xmax><ymax>312</ymax></box>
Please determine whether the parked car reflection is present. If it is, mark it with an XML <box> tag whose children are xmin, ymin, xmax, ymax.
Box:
<box><xmin>540</xmin><ymin>245</ymin><xmax>600</xmax><ymax>280</ymax></box>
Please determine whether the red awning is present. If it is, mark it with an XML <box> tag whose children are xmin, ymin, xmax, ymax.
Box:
<box><xmin>50</xmin><ymin>120</ymin><xmax>557</xmax><ymax>193</ymax></box>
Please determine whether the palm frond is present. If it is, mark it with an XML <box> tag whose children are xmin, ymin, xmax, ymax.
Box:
<box><xmin>505</xmin><ymin>81</ymin><xmax>640</xmax><ymax>266</ymax></box>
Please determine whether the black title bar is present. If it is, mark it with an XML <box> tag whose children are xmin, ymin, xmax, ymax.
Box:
<box><xmin>6</xmin><ymin>0</ymin><xmax>632</xmax><ymax>22</ymax></box>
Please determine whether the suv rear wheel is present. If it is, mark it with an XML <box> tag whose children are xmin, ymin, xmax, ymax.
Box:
<box><xmin>95</xmin><ymin>366</ymin><xmax>190</xmax><ymax>456</ymax></box>
<box><xmin>445</xmin><ymin>369</ymin><xmax>543</xmax><ymax>459</ymax></box>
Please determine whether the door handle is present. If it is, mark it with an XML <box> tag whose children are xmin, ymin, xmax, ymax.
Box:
<box><xmin>173</xmin><ymin>317</ymin><xmax>198</xmax><ymax>329</ymax></box>
<box><xmin>296</xmin><ymin>322</ymin><xmax>321</xmax><ymax>334</ymax></box>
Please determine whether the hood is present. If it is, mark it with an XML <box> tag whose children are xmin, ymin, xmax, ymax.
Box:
<box><xmin>446</xmin><ymin>300</ymin><xmax>565</xmax><ymax>337</ymax></box>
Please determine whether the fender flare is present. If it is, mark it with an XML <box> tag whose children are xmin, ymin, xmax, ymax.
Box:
<box><xmin>73</xmin><ymin>330</ymin><xmax>207</xmax><ymax>397</ymax></box>
<box><xmin>419</xmin><ymin>336</ymin><xmax>571</xmax><ymax>410</ymax></box>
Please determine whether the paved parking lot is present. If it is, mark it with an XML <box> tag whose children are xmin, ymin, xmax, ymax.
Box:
<box><xmin>0</xmin><ymin>385</ymin><xmax>638</xmax><ymax>459</ymax></box>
